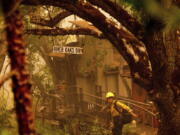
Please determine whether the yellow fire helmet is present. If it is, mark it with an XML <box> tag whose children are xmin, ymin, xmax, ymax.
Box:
<box><xmin>106</xmin><ymin>92</ymin><xmax>115</xmax><ymax>98</ymax></box>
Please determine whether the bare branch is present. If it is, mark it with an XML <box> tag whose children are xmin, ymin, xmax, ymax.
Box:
<box><xmin>25</xmin><ymin>27</ymin><xmax>105</xmax><ymax>38</ymax></box>
<box><xmin>87</xmin><ymin>0</ymin><xmax>143</xmax><ymax>38</ymax></box>
<box><xmin>30</xmin><ymin>11</ymin><xmax>72</xmax><ymax>27</ymax></box>
<box><xmin>24</xmin><ymin>0</ymin><xmax>143</xmax><ymax>37</ymax></box>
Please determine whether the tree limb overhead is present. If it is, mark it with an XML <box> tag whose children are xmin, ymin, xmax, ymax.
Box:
<box><xmin>87</xmin><ymin>0</ymin><xmax>143</xmax><ymax>38</ymax></box>
<box><xmin>22</xmin><ymin>0</ymin><xmax>152</xmax><ymax>89</ymax></box>
<box><xmin>25</xmin><ymin>27</ymin><xmax>105</xmax><ymax>38</ymax></box>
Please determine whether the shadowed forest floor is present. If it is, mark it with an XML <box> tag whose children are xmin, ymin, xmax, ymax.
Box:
<box><xmin>136</xmin><ymin>124</ymin><xmax>157</xmax><ymax>135</ymax></box>
<box><xmin>122</xmin><ymin>123</ymin><xmax>157</xmax><ymax>135</ymax></box>
<box><xmin>0</xmin><ymin>118</ymin><xmax>157</xmax><ymax>135</ymax></box>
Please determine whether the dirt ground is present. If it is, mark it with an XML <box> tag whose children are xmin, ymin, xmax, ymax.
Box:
<box><xmin>136</xmin><ymin>124</ymin><xmax>157</xmax><ymax>135</ymax></box>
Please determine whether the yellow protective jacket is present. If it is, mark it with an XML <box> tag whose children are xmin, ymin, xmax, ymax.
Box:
<box><xmin>110</xmin><ymin>100</ymin><xmax>132</xmax><ymax>117</ymax></box>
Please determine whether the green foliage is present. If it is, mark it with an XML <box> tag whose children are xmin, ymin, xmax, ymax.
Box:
<box><xmin>0</xmin><ymin>110</ymin><xmax>18</xmax><ymax>135</ymax></box>
<box><xmin>0</xmin><ymin>129</ymin><xmax>18</xmax><ymax>135</ymax></box>
<box><xmin>0</xmin><ymin>89</ymin><xmax>18</xmax><ymax>134</ymax></box>
<box><xmin>27</xmin><ymin>37</ymin><xmax>55</xmax><ymax>91</ymax></box>
<box><xmin>116</xmin><ymin>0</ymin><xmax>141</xmax><ymax>21</ymax></box>
<box><xmin>0</xmin><ymin>130</ymin><xmax>11</xmax><ymax>135</ymax></box>
<box><xmin>0</xmin><ymin>111</ymin><xmax>11</xmax><ymax>128</ymax></box>
<box><xmin>89</xmin><ymin>125</ymin><xmax>111</xmax><ymax>135</ymax></box>
<box><xmin>36</xmin><ymin>120</ymin><xmax>67</xmax><ymax>135</ymax></box>
<box><xmin>118</xmin><ymin>0</ymin><xmax>180</xmax><ymax>32</ymax></box>
<box><xmin>0</xmin><ymin>94</ymin><xmax>11</xmax><ymax>129</ymax></box>
<box><xmin>123</xmin><ymin>122</ymin><xmax>138</xmax><ymax>135</ymax></box>
<box><xmin>163</xmin><ymin>6</ymin><xmax>180</xmax><ymax>31</ymax></box>
<box><xmin>143</xmin><ymin>0</ymin><xmax>180</xmax><ymax>32</ymax></box>
<box><xmin>78</xmin><ymin>121</ymin><xmax>111</xmax><ymax>135</ymax></box>
<box><xmin>118</xmin><ymin>0</ymin><xmax>143</xmax><ymax>10</ymax></box>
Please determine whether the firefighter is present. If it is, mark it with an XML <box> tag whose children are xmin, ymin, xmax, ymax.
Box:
<box><xmin>102</xmin><ymin>92</ymin><xmax>137</xmax><ymax>135</ymax></box>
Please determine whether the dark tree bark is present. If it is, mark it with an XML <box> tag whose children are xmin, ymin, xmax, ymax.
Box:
<box><xmin>2</xmin><ymin>1</ymin><xmax>36</xmax><ymax>135</ymax></box>
<box><xmin>87</xmin><ymin>0</ymin><xmax>143</xmax><ymax>38</ymax></box>
<box><xmin>144</xmin><ymin>27</ymin><xmax>180</xmax><ymax>135</ymax></box>
<box><xmin>26</xmin><ymin>27</ymin><xmax>105</xmax><ymax>38</ymax></box>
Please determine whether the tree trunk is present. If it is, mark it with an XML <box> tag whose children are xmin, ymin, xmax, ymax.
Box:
<box><xmin>152</xmin><ymin>85</ymin><xmax>180</xmax><ymax>135</ymax></box>
<box><xmin>144</xmin><ymin>21</ymin><xmax>180</xmax><ymax>135</ymax></box>
<box><xmin>3</xmin><ymin>8</ymin><xmax>36</xmax><ymax>135</ymax></box>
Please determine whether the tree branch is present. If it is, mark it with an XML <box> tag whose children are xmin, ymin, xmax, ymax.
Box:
<box><xmin>30</xmin><ymin>11</ymin><xmax>72</xmax><ymax>27</ymax></box>
<box><xmin>27</xmin><ymin>0</ymin><xmax>143</xmax><ymax>38</ymax></box>
<box><xmin>25</xmin><ymin>27</ymin><xmax>105</xmax><ymax>38</ymax></box>
<box><xmin>87</xmin><ymin>0</ymin><xmax>143</xmax><ymax>38</ymax></box>
<box><xmin>22</xmin><ymin>0</ymin><xmax>152</xmax><ymax>89</ymax></box>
